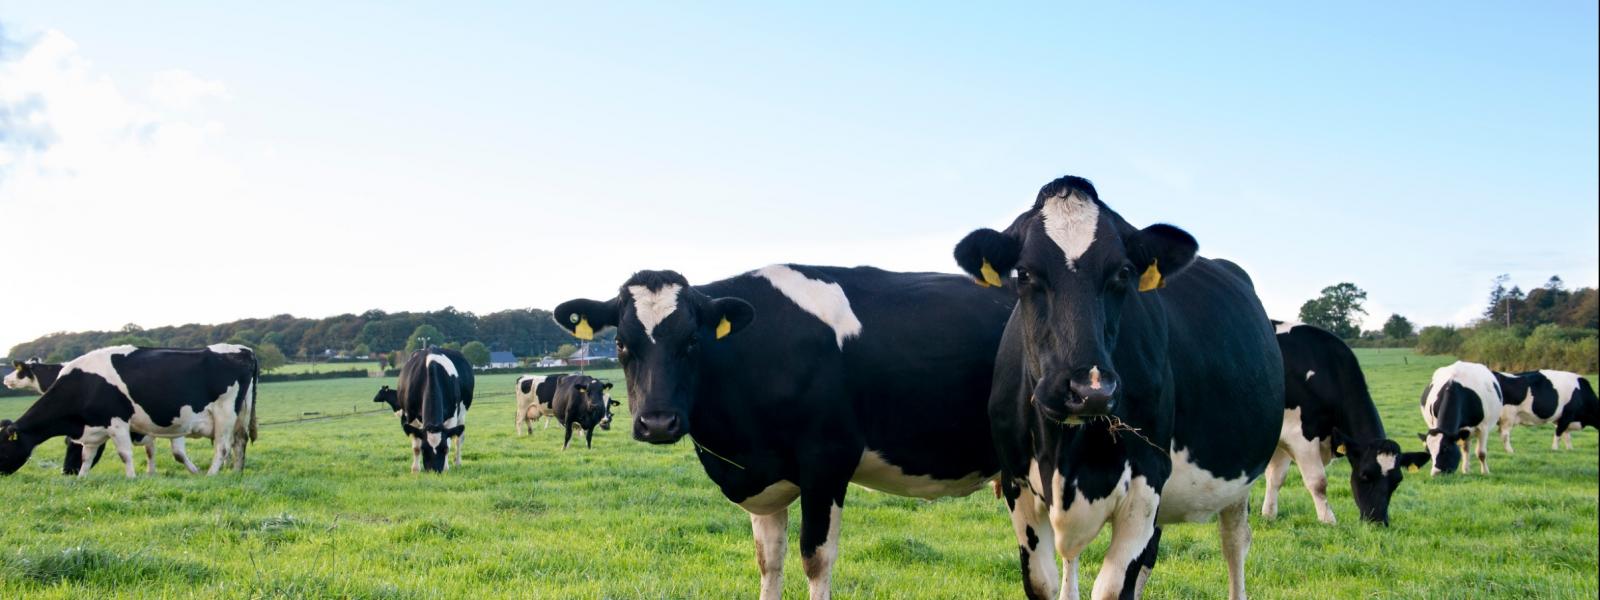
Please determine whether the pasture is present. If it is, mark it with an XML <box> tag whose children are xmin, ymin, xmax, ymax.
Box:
<box><xmin>271</xmin><ymin>362</ymin><xmax>383</xmax><ymax>375</ymax></box>
<box><xmin>0</xmin><ymin>351</ymin><xmax>1593</xmax><ymax>599</ymax></box>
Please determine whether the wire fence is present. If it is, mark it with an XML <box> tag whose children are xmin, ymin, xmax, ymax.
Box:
<box><xmin>257</xmin><ymin>390</ymin><xmax>518</xmax><ymax>428</ymax></box>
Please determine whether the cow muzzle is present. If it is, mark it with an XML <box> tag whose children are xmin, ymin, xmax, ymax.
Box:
<box><xmin>1062</xmin><ymin>366</ymin><xmax>1117</xmax><ymax>418</ymax></box>
<box><xmin>634</xmin><ymin>411</ymin><xmax>684</xmax><ymax>444</ymax></box>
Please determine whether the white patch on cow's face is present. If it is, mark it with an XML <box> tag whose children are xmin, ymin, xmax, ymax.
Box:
<box><xmin>207</xmin><ymin>343</ymin><xmax>248</xmax><ymax>354</ymax></box>
<box><xmin>1274</xmin><ymin>321</ymin><xmax>1302</xmax><ymax>335</ymax></box>
<box><xmin>1039</xmin><ymin>190</ymin><xmax>1099</xmax><ymax>269</ymax></box>
<box><xmin>852</xmin><ymin>449</ymin><xmax>991</xmax><ymax>499</ymax></box>
<box><xmin>60</xmin><ymin>346</ymin><xmax>138</xmax><ymax>402</ymax></box>
<box><xmin>753</xmin><ymin>265</ymin><xmax>863</xmax><ymax>350</ymax></box>
<box><xmin>737</xmin><ymin>479</ymin><xmax>800</xmax><ymax>514</ymax></box>
<box><xmin>1156</xmin><ymin>446</ymin><xmax>1255</xmax><ymax>524</ymax></box>
<box><xmin>1306</xmin><ymin>370</ymin><xmax>1316</xmax><ymax>381</ymax></box>
<box><xmin>2</xmin><ymin>370</ymin><xmax>39</xmax><ymax>393</ymax></box>
<box><xmin>426</xmin><ymin>431</ymin><xmax>442</xmax><ymax>448</ymax></box>
<box><xmin>626</xmin><ymin>283</ymin><xmax>683</xmax><ymax>343</ymax></box>
<box><xmin>427</xmin><ymin>353</ymin><xmax>459</xmax><ymax>377</ymax></box>
<box><xmin>1375</xmin><ymin>452</ymin><xmax>1397</xmax><ymax>475</ymax></box>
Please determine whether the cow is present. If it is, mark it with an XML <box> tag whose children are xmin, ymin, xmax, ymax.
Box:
<box><xmin>372</xmin><ymin>347</ymin><xmax>474</xmax><ymax>473</ymax></box>
<box><xmin>515</xmin><ymin>374</ymin><xmax>560</xmax><ymax>434</ymax></box>
<box><xmin>551</xmin><ymin>374</ymin><xmax>617</xmax><ymax>449</ymax></box>
<box><xmin>1263</xmin><ymin>322</ymin><xmax>1428</xmax><ymax>525</ymax></box>
<box><xmin>953</xmin><ymin>175</ymin><xmax>1282</xmax><ymax>600</ymax></box>
<box><xmin>1418</xmin><ymin>361</ymin><xmax>1503</xmax><ymax>476</ymax></box>
<box><xmin>1492</xmin><ymin>369</ymin><xmax>1598</xmax><ymax>452</ymax></box>
<box><xmin>6</xmin><ymin>359</ymin><xmax>196</xmax><ymax>475</ymax></box>
<box><xmin>554</xmin><ymin>264</ymin><xmax>1013</xmax><ymax>600</ymax></box>
<box><xmin>0</xmin><ymin>344</ymin><xmax>258</xmax><ymax>477</ymax></box>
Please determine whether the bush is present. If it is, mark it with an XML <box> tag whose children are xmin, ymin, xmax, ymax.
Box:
<box><xmin>1446</xmin><ymin>324</ymin><xmax>1598</xmax><ymax>373</ymax></box>
<box><xmin>1416</xmin><ymin>326</ymin><xmax>1465</xmax><ymax>355</ymax></box>
<box><xmin>257</xmin><ymin>369</ymin><xmax>371</xmax><ymax>383</ymax></box>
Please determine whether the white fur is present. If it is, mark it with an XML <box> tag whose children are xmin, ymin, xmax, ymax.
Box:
<box><xmin>1274</xmin><ymin>321</ymin><xmax>1302</xmax><ymax>335</ymax></box>
<box><xmin>1306</xmin><ymin>370</ymin><xmax>1315</xmax><ymax>381</ymax></box>
<box><xmin>426</xmin><ymin>431</ymin><xmax>442</xmax><ymax>448</ymax></box>
<box><xmin>852</xmin><ymin>450</ymin><xmax>990</xmax><ymax>499</ymax></box>
<box><xmin>1157</xmin><ymin>446</ymin><xmax>1255</xmax><ymax>524</ymax></box>
<box><xmin>737</xmin><ymin>479</ymin><xmax>800</xmax><ymax>514</ymax></box>
<box><xmin>752</xmin><ymin>265</ymin><xmax>863</xmax><ymax>350</ymax></box>
<box><xmin>207</xmin><ymin>343</ymin><xmax>248</xmax><ymax>354</ymax></box>
<box><xmin>1261</xmin><ymin>407</ymin><xmax>1338</xmax><ymax>523</ymax></box>
<box><xmin>1039</xmin><ymin>190</ymin><xmax>1099</xmax><ymax>269</ymax></box>
<box><xmin>59</xmin><ymin>346</ymin><xmax>138</xmax><ymax>402</ymax></box>
<box><xmin>627</xmin><ymin>283</ymin><xmax>683</xmax><ymax>343</ymax></box>
<box><xmin>427</xmin><ymin>353</ymin><xmax>459</xmax><ymax>377</ymax></box>
<box><xmin>1375</xmin><ymin>452</ymin><xmax>1397</xmax><ymax>475</ymax></box>
<box><xmin>2</xmin><ymin>369</ymin><xmax>37</xmax><ymax>392</ymax></box>
<box><xmin>1421</xmin><ymin>361</ymin><xmax>1502</xmax><ymax>475</ymax></box>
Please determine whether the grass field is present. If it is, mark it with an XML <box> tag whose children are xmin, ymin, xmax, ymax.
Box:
<box><xmin>0</xmin><ymin>351</ymin><xmax>1594</xmax><ymax>598</ymax></box>
<box><xmin>271</xmin><ymin>362</ymin><xmax>382</xmax><ymax>375</ymax></box>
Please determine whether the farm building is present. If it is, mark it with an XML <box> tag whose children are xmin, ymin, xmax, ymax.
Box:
<box><xmin>487</xmin><ymin>351</ymin><xmax>517</xmax><ymax>369</ymax></box>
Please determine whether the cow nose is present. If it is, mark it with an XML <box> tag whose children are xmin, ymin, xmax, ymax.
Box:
<box><xmin>634</xmin><ymin>412</ymin><xmax>683</xmax><ymax>444</ymax></box>
<box><xmin>1065</xmin><ymin>367</ymin><xmax>1117</xmax><ymax>416</ymax></box>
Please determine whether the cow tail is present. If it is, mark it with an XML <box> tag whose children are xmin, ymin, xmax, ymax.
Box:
<box><xmin>248</xmin><ymin>358</ymin><xmax>259</xmax><ymax>442</ymax></box>
<box><xmin>423</xmin><ymin>362</ymin><xmax>446</xmax><ymax>433</ymax></box>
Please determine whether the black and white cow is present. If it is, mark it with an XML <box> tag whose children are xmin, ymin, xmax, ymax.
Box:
<box><xmin>5</xmin><ymin>359</ymin><xmax>193</xmax><ymax>475</ymax></box>
<box><xmin>0</xmin><ymin>344</ymin><xmax>258</xmax><ymax>477</ymax></box>
<box><xmin>514</xmin><ymin>374</ymin><xmax>561</xmax><ymax>434</ymax></box>
<box><xmin>555</xmin><ymin>264</ymin><xmax>1013</xmax><ymax>599</ymax></box>
<box><xmin>551</xmin><ymin>374</ymin><xmax>617</xmax><ymax>449</ymax></box>
<box><xmin>1493</xmin><ymin>369</ymin><xmax>1598</xmax><ymax>452</ymax></box>
<box><xmin>372</xmin><ymin>347</ymin><xmax>474</xmax><ymax>473</ymax></box>
<box><xmin>953</xmin><ymin>176</ymin><xmax>1281</xmax><ymax>599</ymax></box>
<box><xmin>1418</xmin><ymin>361</ymin><xmax>1503</xmax><ymax>476</ymax></box>
<box><xmin>1264</xmin><ymin>322</ymin><xmax>1428</xmax><ymax>525</ymax></box>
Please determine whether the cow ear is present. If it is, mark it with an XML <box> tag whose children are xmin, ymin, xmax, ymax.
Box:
<box><xmin>1127</xmin><ymin>224</ymin><xmax>1197</xmax><ymax>292</ymax></box>
<box><xmin>1330</xmin><ymin>429</ymin><xmax>1355</xmax><ymax>457</ymax></box>
<box><xmin>707</xmin><ymin>297</ymin><xmax>755</xmax><ymax>340</ymax></box>
<box><xmin>1415</xmin><ymin>432</ymin><xmax>1428</xmax><ymax>442</ymax></box>
<box><xmin>554</xmin><ymin>297</ymin><xmax>621</xmax><ymax>341</ymax></box>
<box><xmin>10</xmin><ymin>361</ymin><xmax>21</xmax><ymax>370</ymax></box>
<box><xmin>608</xmin><ymin>399</ymin><xmax>620</xmax><ymax>407</ymax></box>
<box><xmin>603</xmin><ymin>382</ymin><xmax>614</xmax><ymax>390</ymax></box>
<box><xmin>1399</xmin><ymin>452</ymin><xmax>1431</xmax><ymax>469</ymax></box>
<box><xmin>953</xmin><ymin>228</ymin><xmax>1020</xmax><ymax>288</ymax></box>
<box><xmin>574</xmin><ymin>382</ymin><xmax>588</xmax><ymax>392</ymax></box>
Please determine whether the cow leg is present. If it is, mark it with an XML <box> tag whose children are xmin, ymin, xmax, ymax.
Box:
<box><xmin>1290</xmin><ymin>446</ymin><xmax>1335</xmax><ymax>525</ymax></box>
<box><xmin>1001</xmin><ymin>478</ymin><xmax>1058</xmax><ymax>600</ymax></box>
<box><xmin>750</xmin><ymin>508</ymin><xmax>789</xmax><ymax>600</ymax></box>
<box><xmin>207</xmin><ymin>428</ymin><xmax>234</xmax><ymax>476</ymax></box>
<box><xmin>585</xmin><ymin>428</ymin><xmax>594</xmax><ymax>449</ymax></box>
<box><xmin>410</xmin><ymin>436</ymin><xmax>422</xmax><ymax>473</ymax></box>
<box><xmin>1552</xmin><ymin>430</ymin><xmax>1562</xmax><ymax>450</ymax></box>
<box><xmin>453</xmin><ymin>434</ymin><xmax>463</xmax><ymax>466</ymax></box>
<box><xmin>143</xmin><ymin>438</ymin><xmax>157</xmax><ymax>475</ymax></box>
<box><xmin>1457</xmin><ymin>439</ymin><xmax>1470</xmax><ymax>474</ymax></box>
<box><xmin>77</xmin><ymin>441</ymin><xmax>104</xmax><ymax>477</ymax></box>
<box><xmin>1087</xmin><ymin>478</ymin><xmax>1158</xmax><ymax>600</ymax></box>
<box><xmin>1474</xmin><ymin>431</ymin><xmax>1489</xmax><ymax>475</ymax></box>
<box><xmin>109</xmin><ymin>429</ymin><xmax>137</xmax><ymax>479</ymax></box>
<box><xmin>562</xmin><ymin>425</ymin><xmax>574</xmax><ymax>450</ymax></box>
<box><xmin>172</xmin><ymin>438</ymin><xmax>200</xmax><ymax>474</ymax></box>
<box><xmin>516</xmin><ymin>409</ymin><xmax>527</xmax><ymax>436</ymax></box>
<box><xmin>1563</xmin><ymin>430</ymin><xmax>1574</xmax><ymax>450</ymax></box>
<box><xmin>799</xmin><ymin>484</ymin><xmax>846</xmax><ymax>600</ymax></box>
<box><xmin>1259</xmin><ymin>447</ymin><xmax>1292</xmax><ymax>519</ymax></box>
<box><xmin>1500</xmin><ymin>421</ymin><xmax>1515</xmax><ymax>454</ymax></box>
<box><xmin>1217</xmin><ymin>496</ymin><xmax>1252</xmax><ymax>600</ymax></box>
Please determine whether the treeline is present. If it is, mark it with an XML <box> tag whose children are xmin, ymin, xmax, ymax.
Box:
<box><xmin>1414</xmin><ymin>276</ymin><xmax>1599</xmax><ymax>373</ymax></box>
<box><xmin>7</xmin><ymin>306</ymin><xmax>607</xmax><ymax>363</ymax></box>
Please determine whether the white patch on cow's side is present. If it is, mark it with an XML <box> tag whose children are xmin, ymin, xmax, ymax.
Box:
<box><xmin>1305</xmin><ymin>370</ymin><xmax>1316</xmax><ymax>381</ymax></box>
<box><xmin>753</xmin><ymin>265</ymin><xmax>863</xmax><ymax>350</ymax></box>
<box><xmin>426</xmin><ymin>353</ymin><xmax>459</xmax><ymax>377</ymax></box>
<box><xmin>1039</xmin><ymin>190</ymin><xmax>1099</xmax><ymax>269</ymax></box>
<box><xmin>852</xmin><ymin>450</ymin><xmax>991</xmax><ymax>499</ymax></box>
<box><xmin>1274</xmin><ymin>321</ymin><xmax>1303</xmax><ymax>335</ymax></box>
<box><xmin>130</xmin><ymin>403</ymin><xmax>217</xmax><ymax>438</ymax></box>
<box><xmin>59</xmin><ymin>346</ymin><xmax>138</xmax><ymax>402</ymax></box>
<box><xmin>1155</xmin><ymin>446</ymin><xmax>1254</xmax><ymax>524</ymax></box>
<box><xmin>626</xmin><ymin>283</ymin><xmax>683</xmax><ymax>343</ymax></box>
<box><xmin>737</xmin><ymin>479</ymin><xmax>800</xmax><ymax>515</ymax></box>
<box><xmin>207</xmin><ymin>343</ymin><xmax>248</xmax><ymax>354</ymax></box>
<box><xmin>1375</xmin><ymin>452</ymin><xmax>1397</xmax><ymax>475</ymax></box>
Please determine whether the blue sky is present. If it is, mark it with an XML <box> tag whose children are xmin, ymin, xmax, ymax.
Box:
<box><xmin>1</xmin><ymin>2</ymin><xmax>1595</xmax><ymax>352</ymax></box>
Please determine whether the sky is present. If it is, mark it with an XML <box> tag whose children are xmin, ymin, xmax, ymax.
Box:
<box><xmin>1</xmin><ymin>2</ymin><xmax>1596</xmax><ymax>353</ymax></box>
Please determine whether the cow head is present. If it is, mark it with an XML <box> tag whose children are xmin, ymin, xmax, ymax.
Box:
<box><xmin>555</xmin><ymin>270</ymin><xmax>755</xmax><ymax>444</ymax></box>
<box><xmin>600</xmin><ymin>392</ymin><xmax>620</xmax><ymax>431</ymax></box>
<box><xmin>0</xmin><ymin>419</ymin><xmax>38</xmax><ymax>475</ymax></box>
<box><xmin>4</xmin><ymin>360</ymin><xmax>44</xmax><ymax>393</ymax></box>
<box><xmin>372</xmin><ymin>385</ymin><xmax>400</xmax><ymax>412</ymax></box>
<box><xmin>953</xmin><ymin>176</ymin><xmax>1196</xmax><ymax>422</ymax></box>
<box><xmin>1417</xmin><ymin>429</ymin><xmax>1470</xmax><ymax>475</ymax></box>
<box><xmin>571</xmin><ymin>376</ymin><xmax>614</xmax><ymax>427</ymax></box>
<box><xmin>1331</xmin><ymin>431</ymin><xmax>1430</xmax><ymax>525</ymax></box>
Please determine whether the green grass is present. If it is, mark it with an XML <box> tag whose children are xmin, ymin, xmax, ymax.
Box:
<box><xmin>269</xmin><ymin>362</ymin><xmax>382</xmax><ymax>375</ymax></box>
<box><xmin>0</xmin><ymin>354</ymin><xmax>1593</xmax><ymax>598</ymax></box>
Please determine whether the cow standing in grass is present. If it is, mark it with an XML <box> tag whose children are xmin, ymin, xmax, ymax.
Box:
<box><xmin>1419</xmin><ymin>361</ymin><xmax>1503</xmax><ymax>476</ymax></box>
<box><xmin>954</xmin><ymin>176</ymin><xmax>1280</xmax><ymax>599</ymax></box>
<box><xmin>6</xmin><ymin>359</ymin><xmax>196</xmax><ymax>475</ymax></box>
<box><xmin>556</xmin><ymin>265</ymin><xmax>1012</xmax><ymax>600</ymax></box>
<box><xmin>0</xmin><ymin>345</ymin><xmax>258</xmax><ymax>477</ymax></box>
<box><xmin>1493</xmin><ymin>369</ymin><xmax>1598</xmax><ymax>452</ymax></box>
<box><xmin>374</xmin><ymin>348</ymin><xmax>474</xmax><ymax>473</ymax></box>
<box><xmin>1263</xmin><ymin>322</ymin><xmax>1428</xmax><ymax>525</ymax></box>
<box><xmin>551</xmin><ymin>374</ymin><xmax>616</xmax><ymax>449</ymax></box>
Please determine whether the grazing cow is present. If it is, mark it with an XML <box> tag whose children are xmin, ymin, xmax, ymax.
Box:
<box><xmin>515</xmin><ymin>375</ymin><xmax>561</xmax><ymax>434</ymax></box>
<box><xmin>1418</xmin><ymin>361</ymin><xmax>1503</xmax><ymax>475</ymax></box>
<box><xmin>953</xmin><ymin>176</ymin><xmax>1281</xmax><ymax>600</ymax></box>
<box><xmin>1493</xmin><ymin>370</ymin><xmax>1598</xmax><ymax>452</ymax></box>
<box><xmin>6</xmin><ymin>360</ymin><xmax>191</xmax><ymax>475</ymax></box>
<box><xmin>0</xmin><ymin>344</ymin><xmax>258</xmax><ymax>477</ymax></box>
<box><xmin>1263</xmin><ymin>322</ymin><xmax>1428</xmax><ymax>525</ymax></box>
<box><xmin>555</xmin><ymin>264</ymin><xmax>1013</xmax><ymax>600</ymax></box>
<box><xmin>372</xmin><ymin>348</ymin><xmax>474</xmax><ymax>473</ymax></box>
<box><xmin>551</xmin><ymin>375</ymin><xmax>617</xmax><ymax>449</ymax></box>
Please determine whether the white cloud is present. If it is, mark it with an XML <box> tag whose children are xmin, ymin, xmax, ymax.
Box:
<box><xmin>148</xmin><ymin>68</ymin><xmax>230</xmax><ymax>110</ymax></box>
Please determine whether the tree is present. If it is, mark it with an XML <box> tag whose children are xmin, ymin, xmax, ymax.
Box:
<box><xmin>1545</xmin><ymin>275</ymin><xmax>1565</xmax><ymax>292</ymax></box>
<box><xmin>552</xmin><ymin>343</ymin><xmax>578</xmax><ymax>360</ymax></box>
<box><xmin>1485</xmin><ymin>274</ymin><xmax>1510</xmax><ymax>320</ymax></box>
<box><xmin>1381</xmin><ymin>314</ymin><xmax>1415</xmax><ymax>339</ymax></box>
<box><xmin>1297</xmin><ymin>282</ymin><xmax>1369</xmax><ymax>339</ymax></box>
<box><xmin>404</xmin><ymin>325</ymin><xmax>444</xmax><ymax>353</ymax></box>
<box><xmin>461</xmin><ymin>341</ymin><xmax>491</xmax><ymax>367</ymax></box>
<box><xmin>256</xmin><ymin>343</ymin><xmax>288</xmax><ymax>372</ymax></box>
<box><xmin>353</xmin><ymin>343</ymin><xmax>371</xmax><ymax>357</ymax></box>
<box><xmin>442</xmin><ymin>342</ymin><xmax>462</xmax><ymax>352</ymax></box>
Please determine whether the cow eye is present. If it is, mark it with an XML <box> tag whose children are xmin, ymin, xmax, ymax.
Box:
<box><xmin>1015</xmin><ymin>268</ymin><xmax>1032</xmax><ymax>286</ymax></box>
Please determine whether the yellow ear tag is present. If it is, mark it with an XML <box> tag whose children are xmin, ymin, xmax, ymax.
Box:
<box><xmin>573</xmin><ymin>317</ymin><xmax>594</xmax><ymax>341</ymax></box>
<box><xmin>1407</xmin><ymin>465</ymin><xmax>1419</xmax><ymax>473</ymax></box>
<box><xmin>5</xmin><ymin>432</ymin><xmax>15</xmax><ymax>442</ymax></box>
<box><xmin>715</xmin><ymin>317</ymin><xmax>732</xmax><ymax>340</ymax></box>
<box><xmin>1335</xmin><ymin>444</ymin><xmax>1347</xmax><ymax>454</ymax></box>
<box><xmin>1138</xmin><ymin>260</ymin><xmax>1164</xmax><ymax>292</ymax></box>
<box><xmin>979</xmin><ymin>260</ymin><xmax>1003</xmax><ymax>288</ymax></box>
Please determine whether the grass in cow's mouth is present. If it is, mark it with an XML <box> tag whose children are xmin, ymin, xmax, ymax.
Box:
<box><xmin>0</xmin><ymin>354</ymin><xmax>1594</xmax><ymax>598</ymax></box>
